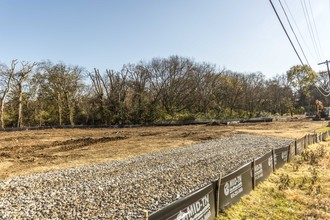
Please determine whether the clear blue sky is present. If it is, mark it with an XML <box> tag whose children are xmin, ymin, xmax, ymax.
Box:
<box><xmin>0</xmin><ymin>0</ymin><xmax>329</xmax><ymax>78</ymax></box>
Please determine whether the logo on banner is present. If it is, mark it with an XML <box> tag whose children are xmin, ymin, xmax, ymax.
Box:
<box><xmin>268</xmin><ymin>156</ymin><xmax>272</xmax><ymax>167</ymax></box>
<box><xmin>281</xmin><ymin>151</ymin><xmax>288</xmax><ymax>161</ymax></box>
<box><xmin>171</xmin><ymin>194</ymin><xmax>211</xmax><ymax>220</ymax></box>
<box><xmin>224</xmin><ymin>182</ymin><xmax>230</xmax><ymax>196</ymax></box>
<box><xmin>297</xmin><ymin>142</ymin><xmax>301</xmax><ymax>151</ymax></box>
<box><xmin>254</xmin><ymin>164</ymin><xmax>263</xmax><ymax>180</ymax></box>
<box><xmin>224</xmin><ymin>175</ymin><xmax>243</xmax><ymax>199</ymax></box>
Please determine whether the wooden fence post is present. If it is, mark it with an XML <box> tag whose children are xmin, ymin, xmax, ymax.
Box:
<box><xmin>272</xmin><ymin>148</ymin><xmax>276</xmax><ymax>172</ymax></box>
<box><xmin>252</xmin><ymin>159</ymin><xmax>256</xmax><ymax>190</ymax></box>
<box><xmin>144</xmin><ymin>210</ymin><xmax>148</xmax><ymax>220</ymax></box>
<box><xmin>217</xmin><ymin>173</ymin><xmax>222</xmax><ymax>215</ymax></box>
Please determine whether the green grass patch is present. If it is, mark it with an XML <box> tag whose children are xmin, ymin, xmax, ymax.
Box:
<box><xmin>315</xmin><ymin>126</ymin><xmax>330</xmax><ymax>134</ymax></box>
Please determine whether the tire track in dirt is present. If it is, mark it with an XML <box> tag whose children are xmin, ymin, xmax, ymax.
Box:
<box><xmin>0</xmin><ymin>136</ymin><xmax>128</xmax><ymax>171</ymax></box>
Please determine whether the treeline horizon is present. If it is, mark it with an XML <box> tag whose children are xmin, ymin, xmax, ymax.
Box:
<box><xmin>0</xmin><ymin>55</ymin><xmax>325</xmax><ymax>128</ymax></box>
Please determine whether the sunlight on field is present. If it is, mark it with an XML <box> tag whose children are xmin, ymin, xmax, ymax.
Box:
<box><xmin>217</xmin><ymin>141</ymin><xmax>330</xmax><ymax>220</ymax></box>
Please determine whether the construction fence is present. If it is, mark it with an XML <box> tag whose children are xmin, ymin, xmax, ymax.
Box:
<box><xmin>146</xmin><ymin>130</ymin><xmax>330</xmax><ymax>220</ymax></box>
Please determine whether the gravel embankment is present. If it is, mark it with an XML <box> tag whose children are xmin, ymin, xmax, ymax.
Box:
<box><xmin>0</xmin><ymin>134</ymin><xmax>293</xmax><ymax>219</ymax></box>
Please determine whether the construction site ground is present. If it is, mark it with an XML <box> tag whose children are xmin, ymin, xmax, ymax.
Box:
<box><xmin>0</xmin><ymin>117</ymin><xmax>328</xmax><ymax>181</ymax></box>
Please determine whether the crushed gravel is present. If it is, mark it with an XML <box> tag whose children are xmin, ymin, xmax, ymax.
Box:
<box><xmin>0</xmin><ymin>133</ymin><xmax>293</xmax><ymax>219</ymax></box>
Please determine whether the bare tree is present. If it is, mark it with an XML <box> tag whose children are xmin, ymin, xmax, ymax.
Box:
<box><xmin>241</xmin><ymin>72</ymin><xmax>265</xmax><ymax>117</ymax></box>
<box><xmin>219</xmin><ymin>71</ymin><xmax>245</xmax><ymax>118</ymax></box>
<box><xmin>88</xmin><ymin>68</ymin><xmax>106</xmax><ymax>124</ymax></box>
<box><xmin>264</xmin><ymin>74</ymin><xmax>293</xmax><ymax>115</ymax></box>
<box><xmin>192</xmin><ymin>63</ymin><xmax>223</xmax><ymax>114</ymax></box>
<box><xmin>89</xmin><ymin>68</ymin><xmax>128</xmax><ymax>124</ymax></box>
<box><xmin>124</xmin><ymin>63</ymin><xmax>150</xmax><ymax>123</ymax></box>
<box><xmin>12</xmin><ymin>61</ymin><xmax>36</xmax><ymax>128</ymax></box>
<box><xmin>0</xmin><ymin>60</ymin><xmax>17</xmax><ymax>128</ymax></box>
<box><xmin>32</xmin><ymin>61</ymin><xmax>83</xmax><ymax>126</ymax></box>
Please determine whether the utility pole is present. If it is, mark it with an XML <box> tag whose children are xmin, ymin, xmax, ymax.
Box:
<box><xmin>318</xmin><ymin>60</ymin><xmax>330</xmax><ymax>82</ymax></box>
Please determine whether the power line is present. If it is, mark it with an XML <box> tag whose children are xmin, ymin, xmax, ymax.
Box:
<box><xmin>275</xmin><ymin>1</ymin><xmax>330</xmax><ymax>97</ymax></box>
<box><xmin>278</xmin><ymin>0</ymin><xmax>310</xmax><ymax>66</ymax></box>
<box><xmin>300</xmin><ymin>0</ymin><xmax>322</xmax><ymax>61</ymax></box>
<box><xmin>308</xmin><ymin>0</ymin><xmax>324</xmax><ymax>60</ymax></box>
<box><xmin>283</xmin><ymin>0</ymin><xmax>317</xmax><ymax>63</ymax></box>
<box><xmin>315</xmin><ymin>85</ymin><xmax>330</xmax><ymax>96</ymax></box>
<box><xmin>304</xmin><ymin>0</ymin><xmax>322</xmax><ymax>60</ymax></box>
<box><xmin>269</xmin><ymin>0</ymin><xmax>305</xmax><ymax>66</ymax></box>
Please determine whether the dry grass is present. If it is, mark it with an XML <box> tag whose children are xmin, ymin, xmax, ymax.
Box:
<box><xmin>217</xmin><ymin>141</ymin><xmax>330</xmax><ymax>220</ymax></box>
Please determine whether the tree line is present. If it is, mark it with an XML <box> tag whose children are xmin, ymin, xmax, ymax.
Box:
<box><xmin>0</xmin><ymin>56</ymin><xmax>321</xmax><ymax>128</ymax></box>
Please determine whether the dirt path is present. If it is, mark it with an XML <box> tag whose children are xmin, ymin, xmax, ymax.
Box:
<box><xmin>0</xmin><ymin>118</ymin><xmax>327</xmax><ymax>180</ymax></box>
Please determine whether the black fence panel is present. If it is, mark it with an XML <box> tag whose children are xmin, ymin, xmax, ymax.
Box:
<box><xmin>307</xmin><ymin>134</ymin><xmax>311</xmax><ymax>145</ymax></box>
<box><xmin>274</xmin><ymin>146</ymin><xmax>289</xmax><ymax>169</ymax></box>
<box><xmin>149</xmin><ymin>183</ymin><xmax>216</xmax><ymax>220</ymax></box>
<box><xmin>322</xmin><ymin>131</ymin><xmax>328</xmax><ymax>141</ymax></box>
<box><xmin>218</xmin><ymin>162</ymin><xmax>253</xmax><ymax>212</ymax></box>
<box><xmin>314</xmin><ymin>134</ymin><xmax>317</xmax><ymax>144</ymax></box>
<box><xmin>316</xmin><ymin>133</ymin><xmax>321</xmax><ymax>143</ymax></box>
<box><xmin>310</xmin><ymin>134</ymin><xmax>315</xmax><ymax>145</ymax></box>
<box><xmin>288</xmin><ymin>142</ymin><xmax>295</xmax><ymax>162</ymax></box>
<box><xmin>295</xmin><ymin>138</ymin><xmax>304</xmax><ymax>155</ymax></box>
<box><xmin>306</xmin><ymin>134</ymin><xmax>310</xmax><ymax>146</ymax></box>
<box><xmin>253</xmin><ymin>151</ymin><xmax>273</xmax><ymax>186</ymax></box>
<box><xmin>240</xmin><ymin>118</ymin><xmax>273</xmax><ymax>123</ymax></box>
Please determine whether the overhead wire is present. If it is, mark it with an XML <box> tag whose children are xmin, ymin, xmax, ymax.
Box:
<box><xmin>315</xmin><ymin>85</ymin><xmax>330</xmax><ymax>96</ymax></box>
<box><xmin>283</xmin><ymin>0</ymin><xmax>317</xmax><ymax>63</ymax></box>
<box><xmin>305</xmin><ymin>1</ymin><xmax>330</xmax><ymax>95</ymax></box>
<box><xmin>269</xmin><ymin>0</ymin><xmax>329</xmax><ymax>96</ymax></box>
<box><xmin>268</xmin><ymin>0</ymin><xmax>305</xmax><ymax>66</ymax></box>
<box><xmin>300</xmin><ymin>0</ymin><xmax>322</xmax><ymax>61</ymax></box>
<box><xmin>307</xmin><ymin>0</ymin><xmax>325</xmax><ymax>60</ymax></box>
<box><xmin>278</xmin><ymin>0</ymin><xmax>310</xmax><ymax>66</ymax></box>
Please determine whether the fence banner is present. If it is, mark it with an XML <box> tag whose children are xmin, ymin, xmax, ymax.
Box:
<box><xmin>288</xmin><ymin>142</ymin><xmax>295</xmax><ymax>162</ymax></box>
<box><xmin>314</xmin><ymin>134</ymin><xmax>317</xmax><ymax>143</ymax></box>
<box><xmin>311</xmin><ymin>134</ymin><xmax>314</xmax><ymax>144</ymax></box>
<box><xmin>218</xmin><ymin>162</ymin><xmax>253</xmax><ymax>212</ymax></box>
<box><xmin>311</xmin><ymin>134</ymin><xmax>313</xmax><ymax>145</ymax></box>
<box><xmin>315</xmin><ymin>134</ymin><xmax>318</xmax><ymax>143</ymax></box>
<box><xmin>253</xmin><ymin>151</ymin><xmax>273</xmax><ymax>186</ymax></box>
<box><xmin>301</xmin><ymin>136</ymin><xmax>306</xmax><ymax>147</ymax></box>
<box><xmin>307</xmin><ymin>134</ymin><xmax>311</xmax><ymax>146</ymax></box>
<box><xmin>148</xmin><ymin>183</ymin><xmax>216</xmax><ymax>220</ymax></box>
<box><xmin>295</xmin><ymin>138</ymin><xmax>304</xmax><ymax>155</ymax></box>
<box><xmin>274</xmin><ymin>146</ymin><xmax>289</xmax><ymax>169</ymax></box>
<box><xmin>322</xmin><ymin>132</ymin><xmax>328</xmax><ymax>141</ymax></box>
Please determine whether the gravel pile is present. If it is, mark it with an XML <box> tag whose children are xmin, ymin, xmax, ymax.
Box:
<box><xmin>0</xmin><ymin>134</ymin><xmax>292</xmax><ymax>219</ymax></box>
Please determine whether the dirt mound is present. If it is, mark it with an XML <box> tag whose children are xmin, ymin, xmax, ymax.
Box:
<box><xmin>52</xmin><ymin>136</ymin><xmax>127</xmax><ymax>152</ymax></box>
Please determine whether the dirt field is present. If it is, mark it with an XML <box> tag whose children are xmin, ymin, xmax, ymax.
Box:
<box><xmin>0</xmin><ymin>118</ymin><xmax>328</xmax><ymax>180</ymax></box>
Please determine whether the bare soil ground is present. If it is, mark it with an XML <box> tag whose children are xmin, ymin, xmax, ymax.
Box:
<box><xmin>0</xmin><ymin>118</ymin><xmax>327</xmax><ymax>180</ymax></box>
